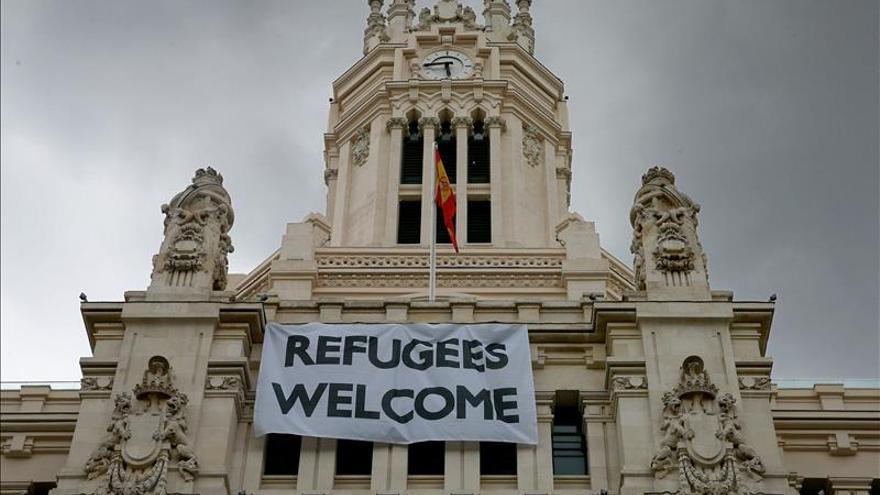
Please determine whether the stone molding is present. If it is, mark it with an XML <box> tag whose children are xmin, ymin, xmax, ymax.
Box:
<box><xmin>316</xmin><ymin>253</ymin><xmax>563</xmax><ymax>269</ymax></box>
<box><xmin>80</xmin><ymin>376</ymin><xmax>114</xmax><ymax>392</ymax></box>
<box><xmin>450</xmin><ymin>116</ymin><xmax>473</xmax><ymax>129</ymax></box>
<box><xmin>522</xmin><ymin>123</ymin><xmax>544</xmax><ymax>168</ymax></box>
<box><xmin>738</xmin><ymin>376</ymin><xmax>772</xmax><ymax>391</ymax></box>
<box><xmin>484</xmin><ymin>115</ymin><xmax>506</xmax><ymax>130</ymax></box>
<box><xmin>317</xmin><ymin>272</ymin><xmax>563</xmax><ymax>289</ymax></box>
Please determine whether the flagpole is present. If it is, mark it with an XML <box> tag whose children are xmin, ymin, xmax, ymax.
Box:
<box><xmin>429</xmin><ymin>143</ymin><xmax>437</xmax><ymax>302</ymax></box>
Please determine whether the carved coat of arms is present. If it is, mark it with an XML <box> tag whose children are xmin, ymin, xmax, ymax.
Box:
<box><xmin>84</xmin><ymin>356</ymin><xmax>198</xmax><ymax>495</ymax></box>
<box><xmin>651</xmin><ymin>356</ymin><xmax>765</xmax><ymax>495</ymax></box>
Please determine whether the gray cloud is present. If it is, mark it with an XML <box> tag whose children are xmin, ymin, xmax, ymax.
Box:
<box><xmin>2</xmin><ymin>0</ymin><xmax>877</xmax><ymax>381</ymax></box>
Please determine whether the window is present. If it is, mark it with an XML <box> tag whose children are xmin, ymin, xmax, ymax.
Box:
<box><xmin>467</xmin><ymin>200</ymin><xmax>491</xmax><ymax>243</ymax></box>
<box><xmin>437</xmin><ymin>121</ymin><xmax>456</xmax><ymax>184</ymax></box>
<box><xmin>336</xmin><ymin>439</ymin><xmax>373</xmax><ymax>475</ymax></box>
<box><xmin>398</xmin><ymin>200</ymin><xmax>421</xmax><ymax>244</ymax></box>
<box><xmin>480</xmin><ymin>441</ymin><xmax>516</xmax><ymax>475</ymax></box>
<box><xmin>552</xmin><ymin>392</ymin><xmax>588</xmax><ymax>475</ymax></box>
<box><xmin>263</xmin><ymin>433</ymin><xmax>301</xmax><ymax>475</ymax></box>
<box><xmin>408</xmin><ymin>441</ymin><xmax>445</xmax><ymax>475</ymax></box>
<box><xmin>435</xmin><ymin>206</ymin><xmax>452</xmax><ymax>244</ymax></box>
<box><xmin>26</xmin><ymin>483</ymin><xmax>55</xmax><ymax>495</ymax></box>
<box><xmin>468</xmin><ymin>120</ymin><xmax>490</xmax><ymax>183</ymax></box>
<box><xmin>870</xmin><ymin>479</ymin><xmax>879</xmax><ymax>495</ymax></box>
<box><xmin>800</xmin><ymin>478</ymin><xmax>834</xmax><ymax>495</ymax></box>
<box><xmin>401</xmin><ymin>121</ymin><xmax>423</xmax><ymax>184</ymax></box>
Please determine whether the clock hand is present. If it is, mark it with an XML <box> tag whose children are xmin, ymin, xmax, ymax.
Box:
<box><xmin>444</xmin><ymin>61</ymin><xmax>451</xmax><ymax>77</ymax></box>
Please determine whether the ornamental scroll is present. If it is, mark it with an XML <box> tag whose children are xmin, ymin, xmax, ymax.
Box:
<box><xmin>84</xmin><ymin>356</ymin><xmax>198</xmax><ymax>495</ymax></box>
<box><xmin>650</xmin><ymin>356</ymin><xmax>765</xmax><ymax>495</ymax></box>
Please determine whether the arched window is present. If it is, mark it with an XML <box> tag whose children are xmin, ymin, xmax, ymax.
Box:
<box><xmin>401</xmin><ymin>120</ymin><xmax>423</xmax><ymax>184</ymax></box>
<box><xmin>436</xmin><ymin>120</ymin><xmax>456</xmax><ymax>184</ymax></box>
<box><xmin>468</xmin><ymin>119</ymin><xmax>490</xmax><ymax>183</ymax></box>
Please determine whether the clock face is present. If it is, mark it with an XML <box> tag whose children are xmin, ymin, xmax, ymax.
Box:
<box><xmin>421</xmin><ymin>50</ymin><xmax>474</xmax><ymax>80</ymax></box>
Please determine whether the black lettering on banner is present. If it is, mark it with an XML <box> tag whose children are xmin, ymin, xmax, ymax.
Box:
<box><xmin>382</xmin><ymin>389</ymin><xmax>414</xmax><ymax>424</ymax></box>
<box><xmin>343</xmin><ymin>336</ymin><xmax>368</xmax><ymax>365</ymax></box>
<box><xmin>354</xmin><ymin>384</ymin><xmax>380</xmax><ymax>419</ymax></box>
<box><xmin>273</xmin><ymin>382</ymin><xmax>326</xmax><ymax>415</ymax></box>
<box><xmin>436</xmin><ymin>338</ymin><xmax>460</xmax><ymax>368</ymax></box>
<box><xmin>415</xmin><ymin>387</ymin><xmax>455</xmax><ymax>420</ymax></box>
<box><xmin>462</xmin><ymin>339</ymin><xmax>485</xmax><ymax>372</ymax></box>
<box><xmin>492</xmin><ymin>387</ymin><xmax>519</xmax><ymax>423</ymax></box>
<box><xmin>284</xmin><ymin>335</ymin><xmax>314</xmax><ymax>366</ymax></box>
<box><xmin>402</xmin><ymin>339</ymin><xmax>433</xmax><ymax>370</ymax></box>
<box><xmin>456</xmin><ymin>385</ymin><xmax>493</xmax><ymax>419</ymax></box>
<box><xmin>485</xmin><ymin>343</ymin><xmax>509</xmax><ymax>369</ymax></box>
<box><xmin>368</xmin><ymin>336</ymin><xmax>401</xmax><ymax>368</ymax></box>
<box><xmin>327</xmin><ymin>383</ymin><xmax>354</xmax><ymax>417</ymax></box>
<box><xmin>316</xmin><ymin>336</ymin><xmax>342</xmax><ymax>365</ymax></box>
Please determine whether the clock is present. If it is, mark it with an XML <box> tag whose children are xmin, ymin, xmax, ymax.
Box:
<box><xmin>421</xmin><ymin>50</ymin><xmax>474</xmax><ymax>80</ymax></box>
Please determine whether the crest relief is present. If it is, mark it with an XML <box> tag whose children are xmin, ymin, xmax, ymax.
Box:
<box><xmin>83</xmin><ymin>356</ymin><xmax>199</xmax><ymax>495</ymax></box>
<box><xmin>650</xmin><ymin>356</ymin><xmax>766</xmax><ymax>495</ymax></box>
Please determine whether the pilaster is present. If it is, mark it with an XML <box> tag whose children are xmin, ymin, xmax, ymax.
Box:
<box><xmin>419</xmin><ymin>117</ymin><xmax>440</xmax><ymax>245</ymax></box>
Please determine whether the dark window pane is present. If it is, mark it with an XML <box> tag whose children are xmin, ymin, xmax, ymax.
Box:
<box><xmin>800</xmin><ymin>478</ymin><xmax>834</xmax><ymax>495</ymax></box>
<box><xmin>336</xmin><ymin>439</ymin><xmax>373</xmax><ymax>475</ymax></box>
<box><xmin>467</xmin><ymin>200</ymin><xmax>491</xmax><ymax>243</ymax></box>
<box><xmin>480</xmin><ymin>441</ymin><xmax>516</xmax><ymax>475</ymax></box>
<box><xmin>263</xmin><ymin>433</ymin><xmax>301</xmax><ymax>475</ymax></box>
<box><xmin>408</xmin><ymin>441</ymin><xmax>445</xmax><ymax>475</ymax></box>
<box><xmin>552</xmin><ymin>396</ymin><xmax>588</xmax><ymax>476</ymax></box>
<box><xmin>401</xmin><ymin>122</ymin><xmax>423</xmax><ymax>184</ymax></box>
<box><xmin>552</xmin><ymin>456</ymin><xmax>586</xmax><ymax>475</ymax></box>
<box><xmin>468</xmin><ymin>122</ymin><xmax>490</xmax><ymax>183</ymax></box>
<box><xmin>398</xmin><ymin>201</ymin><xmax>421</xmax><ymax>244</ymax></box>
<box><xmin>435</xmin><ymin>205</ymin><xmax>453</xmax><ymax>244</ymax></box>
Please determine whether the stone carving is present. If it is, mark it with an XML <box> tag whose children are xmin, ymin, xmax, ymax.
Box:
<box><xmin>84</xmin><ymin>356</ymin><xmax>199</xmax><ymax>495</ymax></box>
<box><xmin>418</xmin><ymin>116</ymin><xmax>440</xmax><ymax>133</ymax></box>
<box><xmin>717</xmin><ymin>393</ymin><xmax>766</xmax><ymax>475</ymax></box>
<box><xmin>351</xmin><ymin>127</ymin><xmax>370</xmax><ymax>167</ymax></box>
<box><xmin>205</xmin><ymin>376</ymin><xmax>242</xmax><ymax>391</ymax></box>
<box><xmin>484</xmin><ymin>116</ymin><xmax>506</xmax><ymax>131</ymax></box>
<box><xmin>738</xmin><ymin>376</ymin><xmax>772</xmax><ymax>391</ymax></box>
<box><xmin>649</xmin><ymin>356</ymin><xmax>765</xmax><ymax>494</ymax></box>
<box><xmin>414</xmin><ymin>7</ymin><xmax>433</xmax><ymax>31</ymax></box>
<box><xmin>81</xmin><ymin>377</ymin><xmax>114</xmax><ymax>391</ymax></box>
<box><xmin>363</xmin><ymin>0</ymin><xmax>390</xmax><ymax>53</ymax></box>
<box><xmin>612</xmin><ymin>376</ymin><xmax>648</xmax><ymax>391</ymax></box>
<box><xmin>522</xmin><ymin>123</ymin><xmax>544</xmax><ymax>168</ymax></box>
<box><xmin>556</xmin><ymin>166</ymin><xmax>572</xmax><ymax>206</ymax></box>
<box><xmin>412</xmin><ymin>0</ymin><xmax>480</xmax><ymax>30</ymax></box>
<box><xmin>150</xmin><ymin>167</ymin><xmax>234</xmax><ymax>292</ymax></box>
<box><xmin>386</xmin><ymin>116</ymin><xmax>409</xmax><ymax>132</ymax></box>
<box><xmin>315</xmin><ymin>253</ymin><xmax>563</xmax><ymax>269</ymax></box>
<box><xmin>451</xmin><ymin>116</ymin><xmax>473</xmax><ymax>129</ymax></box>
<box><xmin>318</xmin><ymin>272</ymin><xmax>562</xmax><ymax>289</ymax></box>
<box><xmin>508</xmin><ymin>0</ymin><xmax>536</xmax><ymax>53</ymax></box>
<box><xmin>630</xmin><ymin>166</ymin><xmax>706</xmax><ymax>291</ymax></box>
<box><xmin>323</xmin><ymin>168</ymin><xmax>338</xmax><ymax>186</ymax></box>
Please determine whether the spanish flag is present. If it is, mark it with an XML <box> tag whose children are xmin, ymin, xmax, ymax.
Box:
<box><xmin>434</xmin><ymin>145</ymin><xmax>459</xmax><ymax>253</ymax></box>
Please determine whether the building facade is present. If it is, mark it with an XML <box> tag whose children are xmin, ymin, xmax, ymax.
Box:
<box><xmin>2</xmin><ymin>2</ymin><xmax>878</xmax><ymax>495</ymax></box>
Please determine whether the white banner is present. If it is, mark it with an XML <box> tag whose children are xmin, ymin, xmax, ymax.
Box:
<box><xmin>254</xmin><ymin>322</ymin><xmax>537</xmax><ymax>445</ymax></box>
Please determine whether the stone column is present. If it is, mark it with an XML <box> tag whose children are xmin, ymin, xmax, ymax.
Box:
<box><xmin>452</xmin><ymin>116</ymin><xmax>472</xmax><ymax>245</ymax></box>
<box><xmin>419</xmin><ymin>117</ymin><xmax>440</xmax><ymax>245</ymax></box>
<box><xmin>384</xmin><ymin>117</ymin><xmax>408</xmax><ymax>245</ymax></box>
<box><xmin>485</xmin><ymin>116</ymin><xmax>505</xmax><ymax>245</ymax></box>
<box><xmin>518</xmin><ymin>392</ymin><xmax>554</xmax><ymax>492</ymax></box>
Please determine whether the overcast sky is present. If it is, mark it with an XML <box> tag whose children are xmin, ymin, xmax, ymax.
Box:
<box><xmin>1</xmin><ymin>0</ymin><xmax>877</xmax><ymax>382</ymax></box>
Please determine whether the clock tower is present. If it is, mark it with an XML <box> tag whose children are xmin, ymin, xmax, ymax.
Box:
<box><xmin>260</xmin><ymin>0</ymin><xmax>633</xmax><ymax>303</ymax></box>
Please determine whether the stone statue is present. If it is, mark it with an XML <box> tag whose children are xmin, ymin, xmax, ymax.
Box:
<box><xmin>149</xmin><ymin>167</ymin><xmax>234</xmax><ymax>294</ymax></box>
<box><xmin>629</xmin><ymin>166</ymin><xmax>709</xmax><ymax>296</ymax></box>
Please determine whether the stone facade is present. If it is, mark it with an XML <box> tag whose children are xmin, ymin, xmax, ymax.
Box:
<box><xmin>2</xmin><ymin>2</ymin><xmax>878</xmax><ymax>495</ymax></box>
